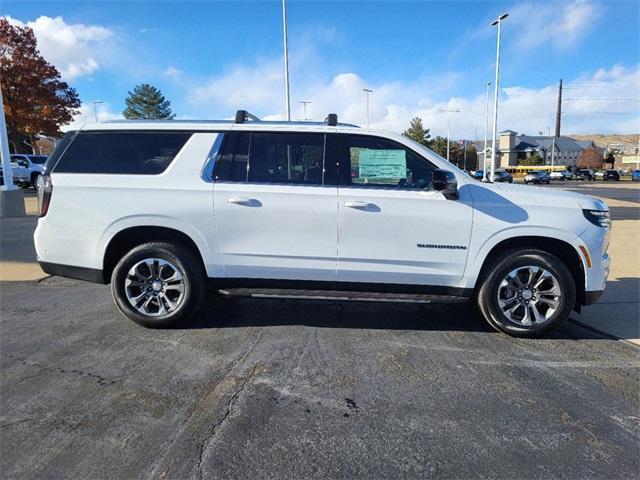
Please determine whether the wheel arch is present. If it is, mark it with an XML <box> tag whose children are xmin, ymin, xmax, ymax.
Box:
<box><xmin>102</xmin><ymin>226</ymin><xmax>207</xmax><ymax>284</ymax></box>
<box><xmin>474</xmin><ymin>235</ymin><xmax>586</xmax><ymax>309</ymax></box>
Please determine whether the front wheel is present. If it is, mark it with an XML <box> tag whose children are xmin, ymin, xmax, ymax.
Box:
<box><xmin>477</xmin><ymin>249</ymin><xmax>576</xmax><ymax>337</ymax></box>
<box><xmin>111</xmin><ymin>242</ymin><xmax>206</xmax><ymax>328</ymax></box>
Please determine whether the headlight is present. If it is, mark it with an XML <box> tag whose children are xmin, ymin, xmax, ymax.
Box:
<box><xmin>583</xmin><ymin>209</ymin><xmax>611</xmax><ymax>229</ymax></box>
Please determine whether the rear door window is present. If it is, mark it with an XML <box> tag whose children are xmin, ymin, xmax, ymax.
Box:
<box><xmin>249</xmin><ymin>133</ymin><xmax>324</xmax><ymax>185</ymax></box>
<box><xmin>215</xmin><ymin>132</ymin><xmax>250</xmax><ymax>182</ymax></box>
<box><xmin>53</xmin><ymin>131</ymin><xmax>192</xmax><ymax>174</ymax></box>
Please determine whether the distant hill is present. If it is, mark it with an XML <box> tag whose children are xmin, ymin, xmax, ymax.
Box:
<box><xmin>568</xmin><ymin>134</ymin><xmax>639</xmax><ymax>152</ymax></box>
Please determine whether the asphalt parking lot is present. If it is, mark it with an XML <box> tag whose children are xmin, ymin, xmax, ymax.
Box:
<box><xmin>1</xmin><ymin>182</ymin><xmax>639</xmax><ymax>479</ymax></box>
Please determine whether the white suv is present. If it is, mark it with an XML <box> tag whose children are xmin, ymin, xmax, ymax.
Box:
<box><xmin>34</xmin><ymin>111</ymin><xmax>611</xmax><ymax>336</ymax></box>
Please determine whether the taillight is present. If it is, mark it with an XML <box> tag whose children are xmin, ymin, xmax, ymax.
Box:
<box><xmin>37</xmin><ymin>174</ymin><xmax>53</xmax><ymax>217</ymax></box>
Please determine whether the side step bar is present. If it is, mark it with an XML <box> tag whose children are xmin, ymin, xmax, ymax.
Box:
<box><xmin>217</xmin><ymin>288</ymin><xmax>469</xmax><ymax>304</ymax></box>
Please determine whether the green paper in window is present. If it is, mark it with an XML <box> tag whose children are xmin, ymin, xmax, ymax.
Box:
<box><xmin>358</xmin><ymin>149</ymin><xmax>407</xmax><ymax>179</ymax></box>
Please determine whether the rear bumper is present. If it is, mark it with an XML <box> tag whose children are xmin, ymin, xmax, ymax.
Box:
<box><xmin>583</xmin><ymin>290</ymin><xmax>604</xmax><ymax>305</ymax></box>
<box><xmin>39</xmin><ymin>262</ymin><xmax>105</xmax><ymax>284</ymax></box>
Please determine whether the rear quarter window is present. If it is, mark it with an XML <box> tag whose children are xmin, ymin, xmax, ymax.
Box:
<box><xmin>53</xmin><ymin>131</ymin><xmax>192</xmax><ymax>175</ymax></box>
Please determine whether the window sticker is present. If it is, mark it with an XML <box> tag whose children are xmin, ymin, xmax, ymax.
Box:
<box><xmin>356</xmin><ymin>148</ymin><xmax>407</xmax><ymax>180</ymax></box>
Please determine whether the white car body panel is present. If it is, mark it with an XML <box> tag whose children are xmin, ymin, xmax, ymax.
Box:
<box><xmin>213</xmin><ymin>182</ymin><xmax>338</xmax><ymax>281</ymax></box>
<box><xmin>337</xmin><ymin>186</ymin><xmax>473</xmax><ymax>286</ymax></box>
<box><xmin>35</xmin><ymin>133</ymin><xmax>224</xmax><ymax>277</ymax></box>
<box><xmin>34</xmin><ymin>120</ymin><xmax>610</xmax><ymax>301</ymax></box>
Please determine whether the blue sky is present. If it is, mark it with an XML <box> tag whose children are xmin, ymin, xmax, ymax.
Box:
<box><xmin>3</xmin><ymin>0</ymin><xmax>639</xmax><ymax>137</ymax></box>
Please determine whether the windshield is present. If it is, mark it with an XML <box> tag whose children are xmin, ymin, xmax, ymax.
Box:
<box><xmin>30</xmin><ymin>155</ymin><xmax>48</xmax><ymax>164</ymax></box>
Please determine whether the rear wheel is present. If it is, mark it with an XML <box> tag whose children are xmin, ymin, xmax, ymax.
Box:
<box><xmin>111</xmin><ymin>242</ymin><xmax>206</xmax><ymax>328</ymax></box>
<box><xmin>477</xmin><ymin>249</ymin><xmax>575</xmax><ymax>337</ymax></box>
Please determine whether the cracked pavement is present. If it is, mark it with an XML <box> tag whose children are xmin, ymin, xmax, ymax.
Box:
<box><xmin>1</xmin><ymin>277</ymin><xmax>639</xmax><ymax>479</ymax></box>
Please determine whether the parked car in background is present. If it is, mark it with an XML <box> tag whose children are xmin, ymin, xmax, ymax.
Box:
<box><xmin>523</xmin><ymin>171</ymin><xmax>550</xmax><ymax>184</ymax></box>
<box><xmin>576</xmin><ymin>169</ymin><xmax>595</xmax><ymax>181</ymax></box>
<box><xmin>632</xmin><ymin>170</ymin><xmax>640</xmax><ymax>181</ymax></box>
<box><xmin>604</xmin><ymin>169</ymin><xmax>620</xmax><ymax>181</ymax></box>
<box><xmin>493</xmin><ymin>170</ymin><xmax>513</xmax><ymax>183</ymax></box>
<box><xmin>550</xmin><ymin>171</ymin><xmax>572</xmax><ymax>181</ymax></box>
<box><xmin>0</xmin><ymin>161</ymin><xmax>31</xmax><ymax>187</ymax></box>
<box><xmin>594</xmin><ymin>170</ymin><xmax>605</xmax><ymax>180</ymax></box>
<box><xmin>11</xmin><ymin>154</ymin><xmax>47</xmax><ymax>187</ymax></box>
<box><xmin>472</xmin><ymin>170</ymin><xmax>484</xmax><ymax>180</ymax></box>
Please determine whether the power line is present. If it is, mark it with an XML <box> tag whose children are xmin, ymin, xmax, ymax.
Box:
<box><xmin>564</xmin><ymin>98</ymin><xmax>640</xmax><ymax>101</ymax></box>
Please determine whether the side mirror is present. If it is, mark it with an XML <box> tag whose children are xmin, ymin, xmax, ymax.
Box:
<box><xmin>433</xmin><ymin>169</ymin><xmax>459</xmax><ymax>200</ymax></box>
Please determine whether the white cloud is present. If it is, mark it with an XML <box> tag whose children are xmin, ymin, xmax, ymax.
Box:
<box><xmin>61</xmin><ymin>102</ymin><xmax>122</xmax><ymax>131</ymax></box>
<box><xmin>508</xmin><ymin>0</ymin><xmax>601</xmax><ymax>50</ymax></box>
<box><xmin>164</xmin><ymin>66</ymin><xmax>183</xmax><ymax>79</ymax></box>
<box><xmin>185</xmin><ymin>57</ymin><xmax>639</xmax><ymax>136</ymax></box>
<box><xmin>4</xmin><ymin>15</ymin><xmax>113</xmax><ymax>80</ymax></box>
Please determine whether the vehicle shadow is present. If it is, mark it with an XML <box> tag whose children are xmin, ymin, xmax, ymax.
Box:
<box><xmin>174</xmin><ymin>293</ymin><xmax>621</xmax><ymax>340</ymax></box>
<box><xmin>460</xmin><ymin>184</ymin><xmax>529</xmax><ymax>223</ymax></box>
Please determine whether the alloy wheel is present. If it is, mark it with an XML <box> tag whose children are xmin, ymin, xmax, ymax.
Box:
<box><xmin>496</xmin><ymin>266</ymin><xmax>561</xmax><ymax>326</ymax></box>
<box><xmin>124</xmin><ymin>258</ymin><xmax>185</xmax><ymax>316</ymax></box>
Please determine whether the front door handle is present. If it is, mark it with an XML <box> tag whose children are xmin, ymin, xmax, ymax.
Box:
<box><xmin>228</xmin><ymin>197</ymin><xmax>260</xmax><ymax>206</ymax></box>
<box><xmin>344</xmin><ymin>201</ymin><xmax>374</xmax><ymax>209</ymax></box>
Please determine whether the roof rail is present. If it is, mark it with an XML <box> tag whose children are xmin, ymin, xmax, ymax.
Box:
<box><xmin>234</xmin><ymin>110</ymin><xmax>261</xmax><ymax>124</ymax></box>
<box><xmin>325</xmin><ymin>113</ymin><xmax>338</xmax><ymax>126</ymax></box>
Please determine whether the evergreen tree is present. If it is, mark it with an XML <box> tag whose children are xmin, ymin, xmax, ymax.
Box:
<box><xmin>520</xmin><ymin>153</ymin><xmax>543</xmax><ymax>166</ymax></box>
<box><xmin>430</xmin><ymin>136</ymin><xmax>460</xmax><ymax>160</ymax></box>
<box><xmin>402</xmin><ymin>117</ymin><xmax>431</xmax><ymax>146</ymax></box>
<box><xmin>123</xmin><ymin>84</ymin><xmax>174</xmax><ymax>119</ymax></box>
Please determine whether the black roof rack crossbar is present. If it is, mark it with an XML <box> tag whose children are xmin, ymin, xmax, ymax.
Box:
<box><xmin>235</xmin><ymin>110</ymin><xmax>261</xmax><ymax>124</ymax></box>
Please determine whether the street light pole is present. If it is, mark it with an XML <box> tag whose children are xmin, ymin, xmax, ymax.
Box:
<box><xmin>281</xmin><ymin>0</ymin><xmax>291</xmax><ymax>121</ymax></box>
<box><xmin>0</xmin><ymin>83</ymin><xmax>16</xmax><ymax>191</ymax></box>
<box><xmin>440</xmin><ymin>108</ymin><xmax>460</xmax><ymax>162</ymax></box>
<box><xmin>482</xmin><ymin>81</ymin><xmax>491</xmax><ymax>181</ymax></box>
<box><xmin>489</xmin><ymin>12</ymin><xmax>508</xmax><ymax>183</ymax></box>
<box><xmin>92</xmin><ymin>100</ymin><xmax>103</xmax><ymax>123</ymax></box>
<box><xmin>299</xmin><ymin>101</ymin><xmax>311</xmax><ymax>121</ymax></box>
<box><xmin>363</xmin><ymin>88</ymin><xmax>373</xmax><ymax>128</ymax></box>
<box><xmin>545</xmin><ymin>126</ymin><xmax>555</xmax><ymax>167</ymax></box>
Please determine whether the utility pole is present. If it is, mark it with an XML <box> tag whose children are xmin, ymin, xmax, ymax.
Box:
<box><xmin>489</xmin><ymin>13</ymin><xmax>508</xmax><ymax>182</ymax></box>
<box><xmin>482</xmin><ymin>81</ymin><xmax>491</xmax><ymax>181</ymax></box>
<box><xmin>440</xmin><ymin>108</ymin><xmax>460</xmax><ymax>162</ymax></box>
<box><xmin>363</xmin><ymin>88</ymin><xmax>373</xmax><ymax>128</ymax></box>
<box><xmin>281</xmin><ymin>0</ymin><xmax>291</xmax><ymax>121</ymax></box>
<box><xmin>555</xmin><ymin>79</ymin><xmax>562</xmax><ymax>138</ymax></box>
<box><xmin>299</xmin><ymin>101</ymin><xmax>311</xmax><ymax>121</ymax></box>
<box><xmin>463</xmin><ymin>140</ymin><xmax>467</xmax><ymax>170</ymax></box>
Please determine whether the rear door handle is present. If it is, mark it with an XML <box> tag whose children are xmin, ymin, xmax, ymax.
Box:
<box><xmin>344</xmin><ymin>201</ymin><xmax>374</xmax><ymax>209</ymax></box>
<box><xmin>228</xmin><ymin>197</ymin><xmax>259</xmax><ymax>206</ymax></box>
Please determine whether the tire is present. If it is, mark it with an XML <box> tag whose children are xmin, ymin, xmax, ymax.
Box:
<box><xmin>476</xmin><ymin>248</ymin><xmax>576</xmax><ymax>337</ymax></box>
<box><xmin>111</xmin><ymin>241</ymin><xmax>206</xmax><ymax>328</ymax></box>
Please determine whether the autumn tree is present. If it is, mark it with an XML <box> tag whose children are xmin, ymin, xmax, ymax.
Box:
<box><xmin>0</xmin><ymin>19</ymin><xmax>81</xmax><ymax>153</ymax></box>
<box><xmin>402</xmin><ymin>117</ymin><xmax>431</xmax><ymax>145</ymax></box>
<box><xmin>577</xmin><ymin>147</ymin><xmax>604</xmax><ymax>169</ymax></box>
<box><xmin>123</xmin><ymin>84</ymin><xmax>174</xmax><ymax>119</ymax></box>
